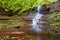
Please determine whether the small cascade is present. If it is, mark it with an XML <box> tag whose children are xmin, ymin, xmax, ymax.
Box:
<box><xmin>31</xmin><ymin>5</ymin><xmax>43</xmax><ymax>32</ymax></box>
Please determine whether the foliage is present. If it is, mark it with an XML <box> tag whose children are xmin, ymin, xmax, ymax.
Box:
<box><xmin>48</xmin><ymin>12</ymin><xmax>60</xmax><ymax>40</ymax></box>
<box><xmin>0</xmin><ymin>0</ymin><xmax>37</xmax><ymax>12</ymax></box>
<box><xmin>32</xmin><ymin>0</ymin><xmax>57</xmax><ymax>7</ymax></box>
<box><xmin>0</xmin><ymin>0</ymin><xmax>57</xmax><ymax>13</ymax></box>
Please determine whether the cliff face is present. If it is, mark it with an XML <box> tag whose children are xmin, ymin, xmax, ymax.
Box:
<box><xmin>43</xmin><ymin>1</ymin><xmax>60</xmax><ymax>14</ymax></box>
<box><xmin>50</xmin><ymin>1</ymin><xmax>60</xmax><ymax>12</ymax></box>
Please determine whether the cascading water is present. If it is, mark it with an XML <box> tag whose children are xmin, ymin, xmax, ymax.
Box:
<box><xmin>32</xmin><ymin>5</ymin><xmax>43</xmax><ymax>32</ymax></box>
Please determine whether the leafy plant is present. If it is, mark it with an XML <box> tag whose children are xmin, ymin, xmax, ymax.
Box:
<box><xmin>48</xmin><ymin>12</ymin><xmax>60</xmax><ymax>40</ymax></box>
<box><xmin>0</xmin><ymin>0</ymin><xmax>57</xmax><ymax>14</ymax></box>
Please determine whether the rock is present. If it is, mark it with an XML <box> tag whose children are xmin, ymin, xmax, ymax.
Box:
<box><xmin>13</xmin><ymin>25</ymin><xmax>20</xmax><ymax>28</ymax></box>
<box><xmin>40</xmin><ymin>4</ymin><xmax>50</xmax><ymax>14</ymax></box>
<box><xmin>38</xmin><ymin>21</ymin><xmax>46</xmax><ymax>24</ymax></box>
<box><xmin>41</xmin><ymin>1</ymin><xmax>60</xmax><ymax>14</ymax></box>
<box><xmin>50</xmin><ymin>1</ymin><xmax>60</xmax><ymax>12</ymax></box>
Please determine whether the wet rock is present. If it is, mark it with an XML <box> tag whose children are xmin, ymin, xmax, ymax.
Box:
<box><xmin>38</xmin><ymin>21</ymin><xmax>46</xmax><ymax>24</ymax></box>
<box><xmin>42</xmin><ymin>4</ymin><xmax>50</xmax><ymax>14</ymax></box>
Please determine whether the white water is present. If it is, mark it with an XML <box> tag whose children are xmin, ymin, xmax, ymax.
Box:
<box><xmin>32</xmin><ymin>5</ymin><xmax>43</xmax><ymax>32</ymax></box>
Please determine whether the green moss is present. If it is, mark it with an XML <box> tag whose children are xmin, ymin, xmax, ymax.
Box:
<box><xmin>0</xmin><ymin>25</ymin><xmax>7</xmax><ymax>30</ymax></box>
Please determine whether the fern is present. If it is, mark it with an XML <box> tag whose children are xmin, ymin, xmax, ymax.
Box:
<box><xmin>0</xmin><ymin>0</ymin><xmax>57</xmax><ymax>13</ymax></box>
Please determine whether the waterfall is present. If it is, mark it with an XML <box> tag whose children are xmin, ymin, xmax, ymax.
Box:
<box><xmin>32</xmin><ymin>5</ymin><xmax>43</xmax><ymax>32</ymax></box>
